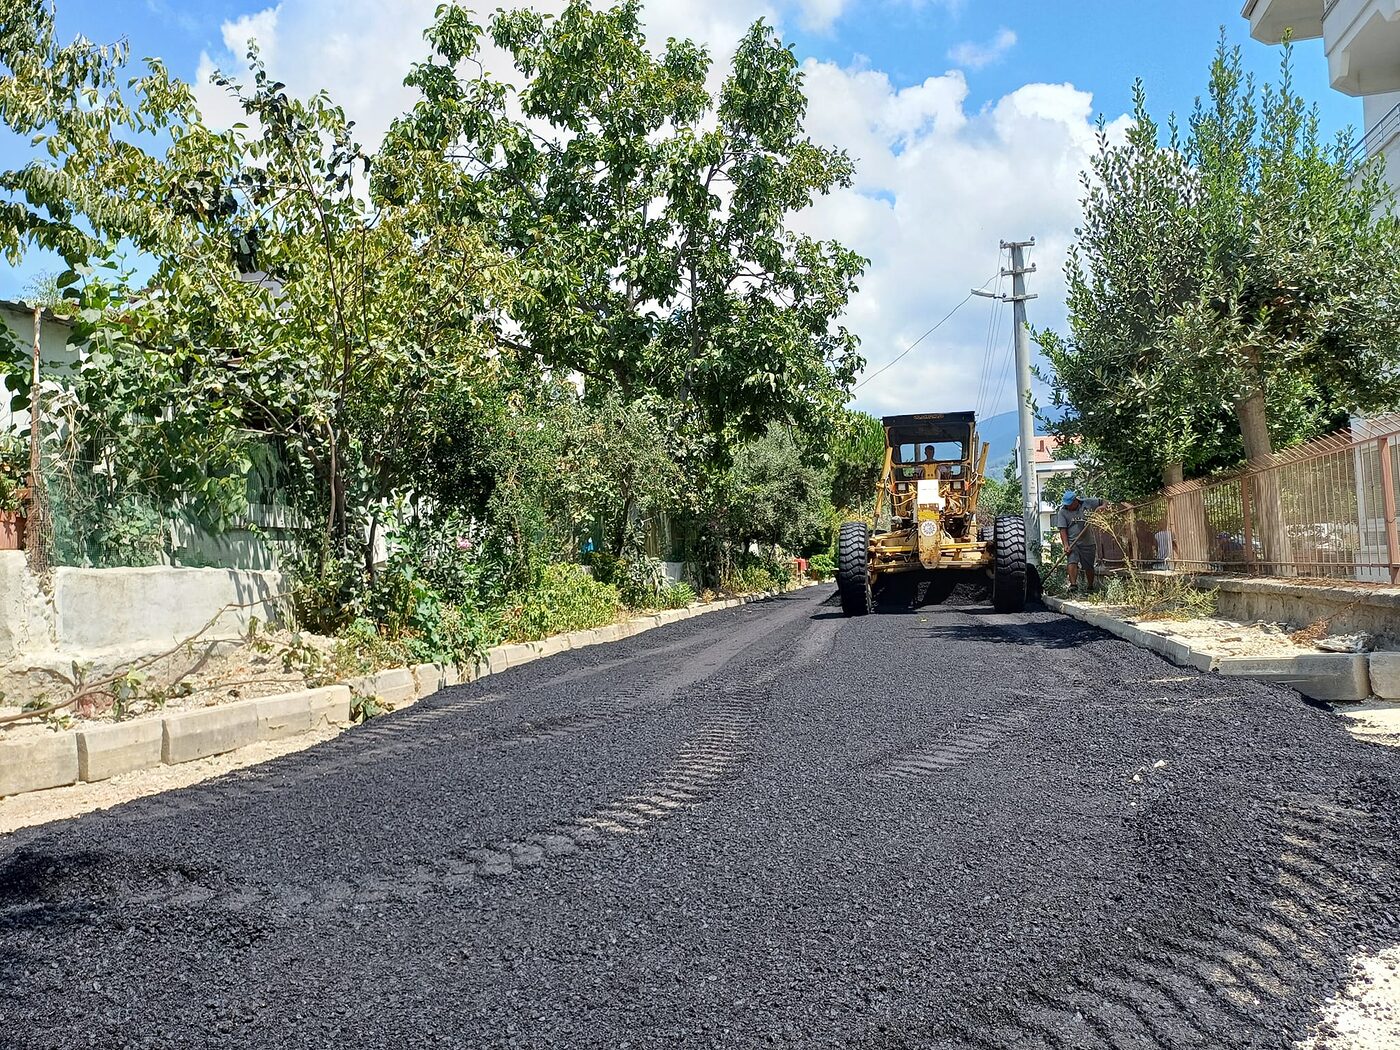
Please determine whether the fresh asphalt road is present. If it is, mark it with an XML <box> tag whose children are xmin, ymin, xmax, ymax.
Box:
<box><xmin>4</xmin><ymin>585</ymin><xmax>1400</xmax><ymax>1050</ymax></box>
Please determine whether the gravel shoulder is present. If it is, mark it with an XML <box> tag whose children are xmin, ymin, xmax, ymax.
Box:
<box><xmin>4</xmin><ymin>585</ymin><xmax>1400</xmax><ymax>1049</ymax></box>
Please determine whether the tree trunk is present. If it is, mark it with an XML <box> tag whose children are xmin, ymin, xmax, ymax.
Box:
<box><xmin>365</xmin><ymin>515</ymin><xmax>379</xmax><ymax>584</ymax></box>
<box><xmin>26</xmin><ymin>306</ymin><xmax>48</xmax><ymax>580</ymax></box>
<box><xmin>1235</xmin><ymin>376</ymin><xmax>1294</xmax><ymax>576</ymax></box>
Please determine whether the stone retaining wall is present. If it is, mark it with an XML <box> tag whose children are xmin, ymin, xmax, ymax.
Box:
<box><xmin>1194</xmin><ymin>575</ymin><xmax>1400</xmax><ymax>648</ymax></box>
<box><xmin>0</xmin><ymin>551</ymin><xmax>287</xmax><ymax>663</ymax></box>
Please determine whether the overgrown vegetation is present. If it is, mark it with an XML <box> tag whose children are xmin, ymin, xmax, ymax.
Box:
<box><xmin>1094</xmin><ymin>570</ymin><xmax>1218</xmax><ymax>621</ymax></box>
<box><xmin>0</xmin><ymin>0</ymin><xmax>878</xmax><ymax>676</ymax></box>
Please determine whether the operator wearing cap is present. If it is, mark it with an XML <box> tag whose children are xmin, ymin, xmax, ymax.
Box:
<box><xmin>1053</xmin><ymin>489</ymin><xmax>1106</xmax><ymax>593</ymax></box>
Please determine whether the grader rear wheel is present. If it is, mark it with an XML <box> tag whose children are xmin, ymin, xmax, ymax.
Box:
<box><xmin>836</xmin><ymin>521</ymin><xmax>874</xmax><ymax>617</ymax></box>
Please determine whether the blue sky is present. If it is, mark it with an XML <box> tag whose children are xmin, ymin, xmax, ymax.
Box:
<box><xmin>32</xmin><ymin>0</ymin><xmax>1354</xmax><ymax>140</ymax></box>
<box><xmin>1</xmin><ymin>1</ymin><xmax>1361</xmax><ymax>418</ymax></box>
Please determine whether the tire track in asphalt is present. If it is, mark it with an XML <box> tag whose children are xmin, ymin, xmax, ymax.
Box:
<box><xmin>937</xmin><ymin>797</ymin><xmax>1373</xmax><ymax>1050</ymax></box>
<box><xmin>342</xmin><ymin>596</ymin><xmax>829</xmax><ymax>899</ymax></box>
<box><xmin>79</xmin><ymin>595</ymin><xmax>824</xmax><ymax>833</ymax></box>
<box><xmin>288</xmin><ymin>688</ymin><xmax>759</xmax><ymax>907</ymax></box>
<box><xmin>0</xmin><ymin>593</ymin><xmax>825</xmax><ymax>920</ymax></box>
<box><xmin>872</xmin><ymin>692</ymin><xmax>1044</xmax><ymax>782</ymax></box>
<box><xmin>871</xmin><ymin>605</ymin><xmax>1386</xmax><ymax>1050</ymax></box>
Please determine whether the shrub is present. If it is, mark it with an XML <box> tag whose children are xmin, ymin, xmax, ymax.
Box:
<box><xmin>1097</xmin><ymin>570</ymin><xmax>1217</xmax><ymax>621</ymax></box>
<box><xmin>291</xmin><ymin>553</ymin><xmax>364</xmax><ymax>635</ymax></box>
<box><xmin>657</xmin><ymin>582</ymin><xmax>696</xmax><ymax>609</ymax></box>
<box><xmin>722</xmin><ymin>555</ymin><xmax>792</xmax><ymax>595</ymax></box>
<box><xmin>504</xmin><ymin>563</ymin><xmax>621</xmax><ymax>641</ymax></box>
<box><xmin>617</xmin><ymin>553</ymin><xmax>667</xmax><ymax>609</ymax></box>
<box><xmin>809</xmin><ymin>552</ymin><xmax>835</xmax><ymax>580</ymax></box>
<box><xmin>330</xmin><ymin>617</ymin><xmax>407</xmax><ymax>677</ymax></box>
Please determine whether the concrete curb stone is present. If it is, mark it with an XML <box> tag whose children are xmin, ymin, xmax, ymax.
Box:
<box><xmin>253</xmin><ymin>691</ymin><xmax>314</xmax><ymax>741</ymax></box>
<box><xmin>492</xmin><ymin>642</ymin><xmax>540</xmax><ymax>670</ymax></box>
<box><xmin>1370</xmin><ymin>652</ymin><xmax>1400</xmax><ymax>700</ymax></box>
<box><xmin>76</xmin><ymin>719</ymin><xmax>162</xmax><ymax>782</ymax></box>
<box><xmin>308</xmin><ymin>685</ymin><xmax>353</xmax><ymax>726</ymax></box>
<box><xmin>1047</xmin><ymin>595</ymin><xmax>1372</xmax><ymax>699</ymax></box>
<box><xmin>411</xmin><ymin>663</ymin><xmax>463</xmax><ymax>698</ymax></box>
<box><xmin>534</xmin><ymin>636</ymin><xmax>571</xmax><ymax>659</ymax></box>
<box><xmin>0</xmin><ymin>732</ymin><xmax>79</xmax><ymax>796</ymax></box>
<box><xmin>1216</xmin><ymin>653</ymin><xmax>1371</xmax><ymax>702</ymax></box>
<box><xmin>253</xmin><ymin>686</ymin><xmax>353</xmax><ymax>741</ymax></box>
<box><xmin>162</xmin><ymin>701</ymin><xmax>259</xmax><ymax>764</ymax></box>
<box><xmin>345</xmin><ymin>667</ymin><xmax>417</xmax><ymax>705</ymax></box>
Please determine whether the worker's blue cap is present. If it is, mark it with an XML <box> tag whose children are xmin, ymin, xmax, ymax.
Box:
<box><xmin>1061</xmin><ymin>490</ymin><xmax>1078</xmax><ymax>506</ymax></box>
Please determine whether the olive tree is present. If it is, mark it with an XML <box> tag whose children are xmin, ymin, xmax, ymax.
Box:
<box><xmin>1041</xmin><ymin>40</ymin><xmax>1400</xmax><ymax>565</ymax></box>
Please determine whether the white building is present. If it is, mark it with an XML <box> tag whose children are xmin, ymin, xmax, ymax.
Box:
<box><xmin>1243</xmin><ymin>0</ymin><xmax>1400</xmax><ymax>192</ymax></box>
<box><xmin>0</xmin><ymin>300</ymin><xmax>78</xmax><ymax>435</ymax></box>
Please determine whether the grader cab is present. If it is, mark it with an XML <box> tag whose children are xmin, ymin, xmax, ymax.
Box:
<box><xmin>835</xmin><ymin>411</ymin><xmax>1027</xmax><ymax>616</ymax></box>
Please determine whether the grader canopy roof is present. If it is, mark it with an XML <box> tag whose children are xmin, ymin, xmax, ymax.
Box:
<box><xmin>882</xmin><ymin>412</ymin><xmax>977</xmax><ymax>454</ymax></box>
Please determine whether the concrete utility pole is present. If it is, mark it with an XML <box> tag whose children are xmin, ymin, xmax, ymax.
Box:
<box><xmin>974</xmin><ymin>238</ymin><xmax>1040</xmax><ymax>561</ymax></box>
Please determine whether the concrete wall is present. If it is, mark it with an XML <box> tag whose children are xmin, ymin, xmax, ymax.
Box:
<box><xmin>51</xmin><ymin>565</ymin><xmax>288</xmax><ymax>652</ymax></box>
<box><xmin>1197</xmin><ymin>575</ymin><xmax>1400</xmax><ymax>648</ymax></box>
<box><xmin>1</xmin><ymin>553</ymin><xmax>288</xmax><ymax>666</ymax></box>
<box><xmin>0</xmin><ymin>551</ymin><xmax>53</xmax><ymax>663</ymax></box>
<box><xmin>0</xmin><ymin>304</ymin><xmax>78</xmax><ymax>435</ymax></box>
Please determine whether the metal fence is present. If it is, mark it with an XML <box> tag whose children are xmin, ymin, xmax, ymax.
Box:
<box><xmin>33</xmin><ymin>436</ymin><xmax>304</xmax><ymax>571</ymax></box>
<box><xmin>1106</xmin><ymin>414</ymin><xmax>1400</xmax><ymax>584</ymax></box>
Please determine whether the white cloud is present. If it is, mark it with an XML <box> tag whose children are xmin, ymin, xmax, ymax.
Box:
<box><xmin>794</xmin><ymin>59</ymin><xmax>1130</xmax><ymax>418</ymax></box>
<box><xmin>188</xmin><ymin>0</ymin><xmax>1128</xmax><ymax>422</ymax></box>
<box><xmin>947</xmin><ymin>27</ymin><xmax>1017</xmax><ymax>70</ymax></box>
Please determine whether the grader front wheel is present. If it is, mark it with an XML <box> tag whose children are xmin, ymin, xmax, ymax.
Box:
<box><xmin>836</xmin><ymin>521</ymin><xmax>874</xmax><ymax>617</ymax></box>
<box><xmin>992</xmin><ymin>514</ymin><xmax>1027</xmax><ymax>613</ymax></box>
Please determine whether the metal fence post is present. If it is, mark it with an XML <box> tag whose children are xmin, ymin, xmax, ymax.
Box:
<box><xmin>1240</xmin><ymin>479</ymin><xmax>1255</xmax><ymax>574</ymax></box>
<box><xmin>1380</xmin><ymin>436</ymin><xmax>1400</xmax><ymax>584</ymax></box>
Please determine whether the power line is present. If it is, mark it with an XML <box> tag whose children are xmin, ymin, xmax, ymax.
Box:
<box><xmin>974</xmin><ymin>251</ymin><xmax>1003</xmax><ymax>416</ymax></box>
<box><xmin>855</xmin><ymin>272</ymin><xmax>999</xmax><ymax>392</ymax></box>
<box><xmin>992</xmin><ymin>307</ymin><xmax>1017</xmax><ymax>416</ymax></box>
<box><xmin>973</xmin><ymin>251</ymin><xmax>1007</xmax><ymax>419</ymax></box>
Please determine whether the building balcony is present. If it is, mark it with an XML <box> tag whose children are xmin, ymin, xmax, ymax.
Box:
<box><xmin>1242</xmin><ymin>0</ymin><xmax>1324</xmax><ymax>43</ymax></box>
<box><xmin>1325</xmin><ymin>0</ymin><xmax>1400</xmax><ymax>95</ymax></box>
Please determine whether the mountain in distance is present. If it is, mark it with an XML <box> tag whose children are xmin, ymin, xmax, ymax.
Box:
<box><xmin>976</xmin><ymin>411</ymin><xmax>1022</xmax><ymax>474</ymax></box>
<box><xmin>975</xmin><ymin>407</ymin><xmax>1068</xmax><ymax>474</ymax></box>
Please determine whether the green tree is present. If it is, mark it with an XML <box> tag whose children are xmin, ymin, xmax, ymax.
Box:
<box><xmin>1040</xmin><ymin>39</ymin><xmax>1400</xmax><ymax>510</ymax></box>
<box><xmin>977</xmin><ymin>460</ymin><xmax>1022</xmax><ymax>519</ymax></box>
<box><xmin>3</xmin><ymin>2</ymin><xmax>519</xmax><ymax>572</ymax></box>
<box><xmin>385</xmin><ymin>1</ymin><xmax>866</xmax><ymax>442</ymax></box>
<box><xmin>1035</xmin><ymin>81</ymin><xmax>1231</xmax><ymax>494</ymax></box>
<box><xmin>828</xmin><ymin>408</ymin><xmax>885</xmax><ymax>513</ymax></box>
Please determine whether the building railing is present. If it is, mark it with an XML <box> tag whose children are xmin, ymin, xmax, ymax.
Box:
<box><xmin>1348</xmin><ymin>100</ymin><xmax>1400</xmax><ymax>167</ymax></box>
<box><xmin>1104</xmin><ymin>414</ymin><xmax>1400</xmax><ymax>584</ymax></box>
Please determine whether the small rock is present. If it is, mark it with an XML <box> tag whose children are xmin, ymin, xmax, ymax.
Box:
<box><xmin>1316</xmin><ymin>633</ymin><xmax>1372</xmax><ymax>653</ymax></box>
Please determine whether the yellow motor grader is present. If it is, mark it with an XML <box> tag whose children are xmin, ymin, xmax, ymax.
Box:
<box><xmin>835</xmin><ymin>411</ymin><xmax>1027</xmax><ymax>616</ymax></box>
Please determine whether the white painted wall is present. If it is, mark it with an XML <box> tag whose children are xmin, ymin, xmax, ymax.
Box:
<box><xmin>0</xmin><ymin>551</ymin><xmax>54</xmax><ymax>664</ymax></box>
<box><xmin>51</xmin><ymin>565</ymin><xmax>288</xmax><ymax>652</ymax></box>
<box><xmin>0</xmin><ymin>304</ymin><xmax>78</xmax><ymax>435</ymax></box>
<box><xmin>0</xmin><ymin>552</ymin><xmax>288</xmax><ymax>664</ymax></box>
